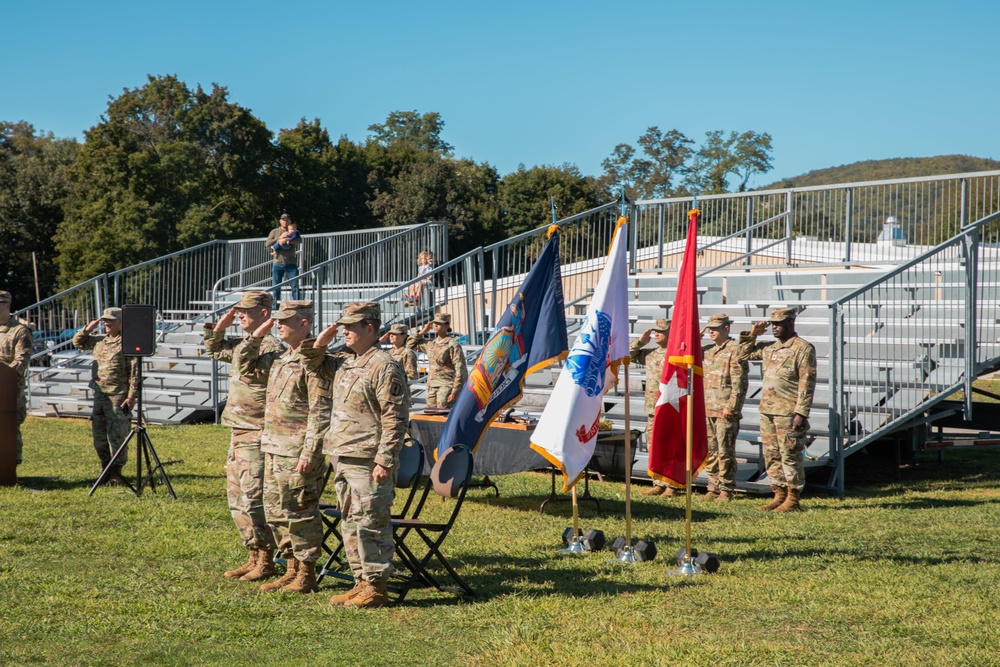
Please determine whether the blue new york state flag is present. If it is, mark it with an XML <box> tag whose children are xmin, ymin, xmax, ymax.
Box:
<box><xmin>436</xmin><ymin>227</ymin><xmax>568</xmax><ymax>459</ymax></box>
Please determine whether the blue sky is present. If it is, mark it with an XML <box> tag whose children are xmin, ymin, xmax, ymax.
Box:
<box><xmin>3</xmin><ymin>0</ymin><xmax>998</xmax><ymax>187</ymax></box>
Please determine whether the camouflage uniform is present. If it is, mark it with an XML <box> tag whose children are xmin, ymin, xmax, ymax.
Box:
<box><xmin>72</xmin><ymin>313</ymin><xmax>139</xmax><ymax>474</ymax></box>
<box><xmin>407</xmin><ymin>314</ymin><xmax>466</xmax><ymax>408</ymax></box>
<box><xmin>388</xmin><ymin>343</ymin><xmax>418</xmax><ymax>381</ymax></box>
<box><xmin>0</xmin><ymin>297</ymin><xmax>33</xmax><ymax>465</ymax></box>
<box><xmin>240</xmin><ymin>330</ymin><xmax>331</xmax><ymax>564</ymax></box>
<box><xmin>203</xmin><ymin>302</ymin><xmax>283</xmax><ymax>551</ymax></box>
<box><xmin>630</xmin><ymin>318</ymin><xmax>670</xmax><ymax>489</ymax></box>
<box><xmin>307</xmin><ymin>302</ymin><xmax>409</xmax><ymax>587</ymax></box>
<box><xmin>702</xmin><ymin>315</ymin><xmax>748</xmax><ymax>494</ymax></box>
<box><xmin>739</xmin><ymin>310</ymin><xmax>816</xmax><ymax>491</ymax></box>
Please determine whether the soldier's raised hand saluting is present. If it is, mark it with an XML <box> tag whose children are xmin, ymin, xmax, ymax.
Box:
<box><xmin>251</xmin><ymin>318</ymin><xmax>274</xmax><ymax>339</ymax></box>
<box><xmin>314</xmin><ymin>323</ymin><xmax>338</xmax><ymax>348</ymax></box>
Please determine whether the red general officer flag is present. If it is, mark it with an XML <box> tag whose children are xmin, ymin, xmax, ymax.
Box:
<box><xmin>648</xmin><ymin>208</ymin><xmax>708</xmax><ymax>487</ymax></box>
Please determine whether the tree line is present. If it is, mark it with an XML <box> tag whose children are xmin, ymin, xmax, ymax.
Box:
<box><xmin>0</xmin><ymin>74</ymin><xmax>775</xmax><ymax>308</ymax></box>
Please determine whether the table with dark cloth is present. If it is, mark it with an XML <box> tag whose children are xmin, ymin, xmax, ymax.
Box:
<box><xmin>409</xmin><ymin>413</ymin><xmax>638</xmax><ymax>479</ymax></box>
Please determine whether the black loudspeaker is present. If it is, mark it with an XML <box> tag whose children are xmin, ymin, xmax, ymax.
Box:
<box><xmin>121</xmin><ymin>305</ymin><xmax>157</xmax><ymax>357</ymax></box>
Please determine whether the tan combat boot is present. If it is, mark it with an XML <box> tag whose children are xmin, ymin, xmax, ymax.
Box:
<box><xmin>224</xmin><ymin>549</ymin><xmax>258</xmax><ymax>579</ymax></box>
<box><xmin>662</xmin><ymin>486</ymin><xmax>685</xmax><ymax>497</ymax></box>
<box><xmin>640</xmin><ymin>485</ymin><xmax>666</xmax><ymax>496</ymax></box>
<box><xmin>330</xmin><ymin>580</ymin><xmax>366</xmax><ymax>606</ymax></box>
<box><xmin>259</xmin><ymin>557</ymin><xmax>297</xmax><ymax>591</ymax></box>
<box><xmin>773</xmin><ymin>487</ymin><xmax>802</xmax><ymax>512</ymax></box>
<box><xmin>281</xmin><ymin>560</ymin><xmax>318</xmax><ymax>594</ymax></box>
<box><xmin>716</xmin><ymin>489</ymin><xmax>734</xmax><ymax>502</ymax></box>
<box><xmin>343</xmin><ymin>580</ymin><xmax>389</xmax><ymax>609</ymax></box>
<box><xmin>759</xmin><ymin>485</ymin><xmax>787</xmax><ymax>511</ymax></box>
<box><xmin>240</xmin><ymin>549</ymin><xmax>277</xmax><ymax>582</ymax></box>
<box><xmin>704</xmin><ymin>477</ymin><xmax>720</xmax><ymax>498</ymax></box>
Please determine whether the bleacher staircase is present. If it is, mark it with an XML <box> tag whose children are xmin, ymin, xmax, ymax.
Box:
<box><xmin>19</xmin><ymin>170</ymin><xmax>1000</xmax><ymax>495</ymax></box>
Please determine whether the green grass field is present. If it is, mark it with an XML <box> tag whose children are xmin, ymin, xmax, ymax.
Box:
<box><xmin>2</xmin><ymin>417</ymin><xmax>999</xmax><ymax>667</ymax></box>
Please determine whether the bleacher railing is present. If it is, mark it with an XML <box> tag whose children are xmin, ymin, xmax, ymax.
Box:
<box><xmin>828</xmin><ymin>208</ymin><xmax>1000</xmax><ymax>496</ymax></box>
<box><xmin>634</xmin><ymin>170</ymin><xmax>1000</xmax><ymax>272</ymax></box>
<box><xmin>205</xmin><ymin>221</ymin><xmax>449</xmax><ymax>421</ymax></box>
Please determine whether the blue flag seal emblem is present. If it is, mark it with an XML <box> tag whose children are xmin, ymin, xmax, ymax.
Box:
<box><xmin>565</xmin><ymin>310</ymin><xmax>611</xmax><ymax>398</ymax></box>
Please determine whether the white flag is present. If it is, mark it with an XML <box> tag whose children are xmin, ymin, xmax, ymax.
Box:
<box><xmin>530</xmin><ymin>217</ymin><xmax>631</xmax><ymax>491</ymax></box>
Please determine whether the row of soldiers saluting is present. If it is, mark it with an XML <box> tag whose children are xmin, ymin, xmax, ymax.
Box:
<box><xmin>630</xmin><ymin>307</ymin><xmax>816</xmax><ymax>511</ymax></box>
<box><xmin>204</xmin><ymin>292</ymin><xmax>410</xmax><ymax>609</ymax></box>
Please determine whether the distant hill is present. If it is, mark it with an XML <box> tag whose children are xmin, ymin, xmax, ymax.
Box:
<box><xmin>760</xmin><ymin>155</ymin><xmax>1000</xmax><ymax>190</ymax></box>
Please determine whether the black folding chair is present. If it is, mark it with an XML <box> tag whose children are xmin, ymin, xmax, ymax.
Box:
<box><xmin>317</xmin><ymin>437</ymin><xmax>425</xmax><ymax>584</ymax></box>
<box><xmin>391</xmin><ymin>444</ymin><xmax>475</xmax><ymax>603</ymax></box>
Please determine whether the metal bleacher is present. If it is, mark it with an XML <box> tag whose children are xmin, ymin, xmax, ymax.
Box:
<box><xmin>17</xmin><ymin>170</ymin><xmax>1000</xmax><ymax>495</ymax></box>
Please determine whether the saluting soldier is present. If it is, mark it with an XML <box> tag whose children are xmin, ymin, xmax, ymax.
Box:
<box><xmin>203</xmin><ymin>291</ymin><xmax>282</xmax><ymax>581</ymax></box>
<box><xmin>701</xmin><ymin>314</ymin><xmax>748</xmax><ymax>501</ymax></box>
<box><xmin>379</xmin><ymin>323</ymin><xmax>418</xmax><ymax>381</ymax></box>
<box><xmin>241</xmin><ymin>300</ymin><xmax>331</xmax><ymax>594</ymax></box>
<box><xmin>72</xmin><ymin>308</ymin><xmax>139</xmax><ymax>486</ymax></box>
<box><xmin>308</xmin><ymin>302</ymin><xmax>409</xmax><ymax>609</ymax></box>
<box><xmin>739</xmin><ymin>307</ymin><xmax>817</xmax><ymax>512</ymax></box>
<box><xmin>407</xmin><ymin>313</ymin><xmax>467</xmax><ymax>409</ymax></box>
<box><xmin>630</xmin><ymin>319</ymin><xmax>680</xmax><ymax>497</ymax></box>
<box><xmin>0</xmin><ymin>291</ymin><xmax>33</xmax><ymax>467</ymax></box>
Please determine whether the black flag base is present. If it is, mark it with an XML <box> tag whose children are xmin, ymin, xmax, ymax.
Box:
<box><xmin>667</xmin><ymin>553</ymin><xmax>703</xmax><ymax>576</ymax></box>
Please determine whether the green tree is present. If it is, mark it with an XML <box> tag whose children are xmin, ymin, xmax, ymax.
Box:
<box><xmin>686</xmin><ymin>130</ymin><xmax>773</xmax><ymax>194</ymax></box>
<box><xmin>498</xmin><ymin>164</ymin><xmax>602</xmax><ymax>237</ymax></box>
<box><xmin>275</xmin><ymin>118</ymin><xmax>375</xmax><ymax>232</ymax></box>
<box><xmin>56</xmin><ymin>75</ymin><xmax>278</xmax><ymax>286</ymax></box>
<box><xmin>367</xmin><ymin>110</ymin><xmax>453</xmax><ymax>155</ymax></box>
<box><xmin>369</xmin><ymin>157</ymin><xmax>501</xmax><ymax>254</ymax></box>
<box><xmin>599</xmin><ymin>127</ymin><xmax>694</xmax><ymax>200</ymax></box>
<box><xmin>0</xmin><ymin>122</ymin><xmax>78</xmax><ymax>306</ymax></box>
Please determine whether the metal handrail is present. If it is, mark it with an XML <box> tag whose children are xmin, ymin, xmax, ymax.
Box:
<box><xmin>827</xmin><ymin>208</ymin><xmax>1000</xmax><ymax>497</ymax></box>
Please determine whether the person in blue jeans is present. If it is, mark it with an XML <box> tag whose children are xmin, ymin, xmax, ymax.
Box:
<box><xmin>266</xmin><ymin>213</ymin><xmax>302</xmax><ymax>304</ymax></box>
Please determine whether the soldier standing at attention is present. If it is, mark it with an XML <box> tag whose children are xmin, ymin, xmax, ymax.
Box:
<box><xmin>739</xmin><ymin>308</ymin><xmax>816</xmax><ymax>512</ymax></box>
<box><xmin>72</xmin><ymin>308</ymin><xmax>139</xmax><ymax>486</ymax></box>
<box><xmin>701</xmin><ymin>314</ymin><xmax>748</xmax><ymax>502</ymax></box>
<box><xmin>309</xmin><ymin>302</ymin><xmax>409</xmax><ymax>609</ymax></box>
<box><xmin>379</xmin><ymin>323</ymin><xmax>418</xmax><ymax>381</ymax></box>
<box><xmin>203</xmin><ymin>291</ymin><xmax>282</xmax><ymax>581</ymax></box>
<box><xmin>242</xmin><ymin>300</ymin><xmax>331</xmax><ymax>594</ymax></box>
<box><xmin>0</xmin><ymin>291</ymin><xmax>33</xmax><ymax>467</ymax></box>
<box><xmin>407</xmin><ymin>313</ymin><xmax>467</xmax><ymax>409</ymax></box>
<box><xmin>630</xmin><ymin>319</ymin><xmax>678</xmax><ymax>497</ymax></box>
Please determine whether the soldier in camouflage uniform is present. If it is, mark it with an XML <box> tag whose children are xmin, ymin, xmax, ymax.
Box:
<box><xmin>408</xmin><ymin>313</ymin><xmax>467</xmax><ymax>409</ymax></box>
<box><xmin>739</xmin><ymin>307</ymin><xmax>816</xmax><ymax>512</ymax></box>
<box><xmin>203</xmin><ymin>291</ymin><xmax>282</xmax><ymax>581</ymax></box>
<box><xmin>630</xmin><ymin>319</ymin><xmax>681</xmax><ymax>496</ymax></box>
<box><xmin>241</xmin><ymin>300</ymin><xmax>331</xmax><ymax>593</ymax></box>
<box><xmin>72</xmin><ymin>308</ymin><xmax>139</xmax><ymax>486</ymax></box>
<box><xmin>379</xmin><ymin>323</ymin><xmax>418</xmax><ymax>381</ymax></box>
<box><xmin>309</xmin><ymin>302</ymin><xmax>409</xmax><ymax>609</ymax></box>
<box><xmin>0</xmin><ymin>291</ymin><xmax>33</xmax><ymax>467</ymax></box>
<box><xmin>701</xmin><ymin>314</ymin><xmax>748</xmax><ymax>501</ymax></box>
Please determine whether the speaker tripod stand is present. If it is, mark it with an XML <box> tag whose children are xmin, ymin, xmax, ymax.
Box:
<box><xmin>88</xmin><ymin>364</ymin><xmax>176</xmax><ymax>499</ymax></box>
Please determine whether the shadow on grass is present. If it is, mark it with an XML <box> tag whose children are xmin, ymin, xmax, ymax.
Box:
<box><xmin>463</xmin><ymin>493</ymin><xmax>721</xmax><ymax>524</ymax></box>
<box><xmin>732</xmin><ymin>543</ymin><xmax>993</xmax><ymax>567</ymax></box>
<box><xmin>359</xmin><ymin>551</ymin><xmax>701</xmax><ymax>608</ymax></box>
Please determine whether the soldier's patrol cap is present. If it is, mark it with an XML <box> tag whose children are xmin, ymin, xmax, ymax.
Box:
<box><xmin>99</xmin><ymin>307</ymin><xmax>122</xmax><ymax>321</ymax></box>
<box><xmin>652</xmin><ymin>318</ymin><xmax>671</xmax><ymax>332</ymax></box>
<box><xmin>272</xmin><ymin>300</ymin><xmax>313</xmax><ymax>321</ymax></box>
<box><xmin>769</xmin><ymin>307</ymin><xmax>797</xmax><ymax>322</ymax></box>
<box><xmin>432</xmin><ymin>313</ymin><xmax>452</xmax><ymax>326</ymax></box>
<box><xmin>336</xmin><ymin>301</ymin><xmax>380</xmax><ymax>325</ymax></box>
<box><xmin>388</xmin><ymin>323</ymin><xmax>408</xmax><ymax>335</ymax></box>
<box><xmin>706</xmin><ymin>313</ymin><xmax>733</xmax><ymax>328</ymax></box>
<box><xmin>0</xmin><ymin>291</ymin><xmax>11</xmax><ymax>304</ymax></box>
<box><xmin>234</xmin><ymin>291</ymin><xmax>272</xmax><ymax>310</ymax></box>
